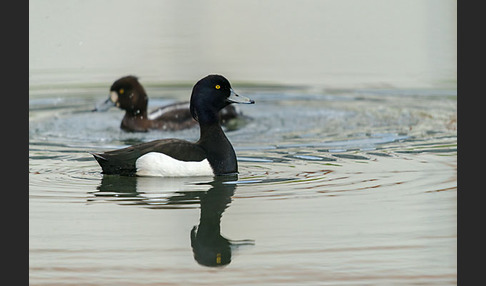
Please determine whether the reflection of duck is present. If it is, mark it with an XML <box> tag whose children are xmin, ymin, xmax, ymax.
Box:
<box><xmin>93</xmin><ymin>174</ymin><xmax>139</xmax><ymax>195</ymax></box>
<box><xmin>91</xmin><ymin>175</ymin><xmax>208</xmax><ymax>208</ymax></box>
<box><xmin>91</xmin><ymin>174</ymin><xmax>254</xmax><ymax>267</ymax></box>
<box><xmin>94</xmin><ymin>75</ymin><xmax>244</xmax><ymax>132</ymax></box>
<box><xmin>191</xmin><ymin>175</ymin><xmax>254</xmax><ymax>267</ymax></box>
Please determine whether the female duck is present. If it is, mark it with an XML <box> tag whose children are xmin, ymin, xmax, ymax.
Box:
<box><xmin>91</xmin><ymin>75</ymin><xmax>254</xmax><ymax>177</ymax></box>
<box><xmin>94</xmin><ymin>75</ymin><xmax>241</xmax><ymax>132</ymax></box>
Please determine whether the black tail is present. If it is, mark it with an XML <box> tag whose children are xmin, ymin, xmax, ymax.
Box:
<box><xmin>90</xmin><ymin>152</ymin><xmax>137</xmax><ymax>176</ymax></box>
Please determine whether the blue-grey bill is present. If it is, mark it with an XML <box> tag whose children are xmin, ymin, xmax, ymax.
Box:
<box><xmin>92</xmin><ymin>92</ymin><xmax>117</xmax><ymax>112</ymax></box>
<box><xmin>227</xmin><ymin>89</ymin><xmax>255</xmax><ymax>104</ymax></box>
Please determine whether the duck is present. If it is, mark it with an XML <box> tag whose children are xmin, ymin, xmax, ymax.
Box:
<box><xmin>93</xmin><ymin>75</ymin><xmax>241</xmax><ymax>132</ymax></box>
<box><xmin>91</xmin><ymin>74</ymin><xmax>255</xmax><ymax>177</ymax></box>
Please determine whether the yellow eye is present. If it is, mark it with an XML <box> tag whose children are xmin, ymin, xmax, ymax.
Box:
<box><xmin>119</xmin><ymin>88</ymin><xmax>124</xmax><ymax>95</ymax></box>
<box><xmin>215</xmin><ymin>85</ymin><xmax>220</xmax><ymax>90</ymax></box>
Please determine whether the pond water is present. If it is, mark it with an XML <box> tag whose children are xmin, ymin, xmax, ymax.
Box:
<box><xmin>29</xmin><ymin>83</ymin><xmax>456</xmax><ymax>285</ymax></box>
<box><xmin>29</xmin><ymin>1</ymin><xmax>456</xmax><ymax>285</ymax></box>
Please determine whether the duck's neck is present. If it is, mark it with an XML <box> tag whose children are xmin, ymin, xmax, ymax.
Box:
<box><xmin>121</xmin><ymin>110</ymin><xmax>150</xmax><ymax>132</ymax></box>
<box><xmin>198</xmin><ymin>122</ymin><xmax>238</xmax><ymax>175</ymax></box>
<box><xmin>125</xmin><ymin>108</ymin><xmax>148</xmax><ymax>118</ymax></box>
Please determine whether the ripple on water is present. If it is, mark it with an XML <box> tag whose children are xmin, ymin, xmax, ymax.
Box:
<box><xmin>29</xmin><ymin>87</ymin><xmax>456</xmax><ymax>209</ymax></box>
<box><xmin>29</xmin><ymin>143</ymin><xmax>102</xmax><ymax>203</ymax></box>
<box><xmin>234</xmin><ymin>142</ymin><xmax>456</xmax><ymax>201</ymax></box>
<box><xmin>28</xmin><ymin>92</ymin><xmax>456</xmax><ymax>286</ymax></box>
<box><xmin>70</xmin><ymin>135</ymin><xmax>454</xmax><ymax>207</ymax></box>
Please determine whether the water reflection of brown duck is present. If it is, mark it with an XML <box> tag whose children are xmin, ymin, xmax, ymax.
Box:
<box><xmin>191</xmin><ymin>175</ymin><xmax>254</xmax><ymax>267</ymax></box>
<box><xmin>93</xmin><ymin>75</ymin><xmax>243</xmax><ymax>132</ymax></box>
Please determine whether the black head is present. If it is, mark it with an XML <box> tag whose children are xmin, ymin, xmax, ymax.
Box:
<box><xmin>109</xmin><ymin>76</ymin><xmax>148</xmax><ymax>114</ymax></box>
<box><xmin>190</xmin><ymin>75</ymin><xmax>254</xmax><ymax>123</ymax></box>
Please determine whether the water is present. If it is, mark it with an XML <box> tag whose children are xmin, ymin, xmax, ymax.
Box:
<box><xmin>29</xmin><ymin>1</ymin><xmax>456</xmax><ymax>285</ymax></box>
<box><xmin>29</xmin><ymin>84</ymin><xmax>456</xmax><ymax>285</ymax></box>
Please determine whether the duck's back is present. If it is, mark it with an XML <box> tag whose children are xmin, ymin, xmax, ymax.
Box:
<box><xmin>147</xmin><ymin>102</ymin><xmax>241</xmax><ymax>130</ymax></box>
<box><xmin>147</xmin><ymin>102</ymin><xmax>192</xmax><ymax>121</ymax></box>
<box><xmin>146</xmin><ymin>102</ymin><xmax>196</xmax><ymax>131</ymax></box>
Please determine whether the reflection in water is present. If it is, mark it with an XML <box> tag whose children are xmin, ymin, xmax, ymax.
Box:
<box><xmin>191</xmin><ymin>176</ymin><xmax>255</xmax><ymax>267</ymax></box>
<box><xmin>92</xmin><ymin>174</ymin><xmax>255</xmax><ymax>267</ymax></box>
<box><xmin>93</xmin><ymin>175</ymin><xmax>208</xmax><ymax>208</ymax></box>
<box><xmin>94</xmin><ymin>175</ymin><xmax>139</xmax><ymax>196</ymax></box>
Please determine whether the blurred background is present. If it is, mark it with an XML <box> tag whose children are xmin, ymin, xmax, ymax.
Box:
<box><xmin>29</xmin><ymin>0</ymin><xmax>456</xmax><ymax>89</ymax></box>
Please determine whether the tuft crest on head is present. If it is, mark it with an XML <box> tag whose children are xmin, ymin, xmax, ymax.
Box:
<box><xmin>111</xmin><ymin>75</ymin><xmax>140</xmax><ymax>92</ymax></box>
<box><xmin>109</xmin><ymin>75</ymin><xmax>148</xmax><ymax>113</ymax></box>
<box><xmin>190</xmin><ymin>75</ymin><xmax>231</xmax><ymax>121</ymax></box>
<box><xmin>199</xmin><ymin>74</ymin><xmax>231</xmax><ymax>90</ymax></box>
<box><xmin>189</xmin><ymin>74</ymin><xmax>253</xmax><ymax>123</ymax></box>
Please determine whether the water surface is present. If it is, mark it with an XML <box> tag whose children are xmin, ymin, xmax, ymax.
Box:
<box><xmin>29</xmin><ymin>84</ymin><xmax>456</xmax><ymax>285</ymax></box>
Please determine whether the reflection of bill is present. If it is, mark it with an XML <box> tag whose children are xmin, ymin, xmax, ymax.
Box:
<box><xmin>190</xmin><ymin>175</ymin><xmax>254</xmax><ymax>267</ymax></box>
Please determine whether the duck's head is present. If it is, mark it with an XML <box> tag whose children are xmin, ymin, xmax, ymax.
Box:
<box><xmin>95</xmin><ymin>76</ymin><xmax>148</xmax><ymax>115</ymax></box>
<box><xmin>190</xmin><ymin>75</ymin><xmax>254</xmax><ymax>123</ymax></box>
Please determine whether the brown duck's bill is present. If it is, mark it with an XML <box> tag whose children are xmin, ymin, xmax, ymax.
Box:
<box><xmin>91</xmin><ymin>92</ymin><xmax>118</xmax><ymax>112</ymax></box>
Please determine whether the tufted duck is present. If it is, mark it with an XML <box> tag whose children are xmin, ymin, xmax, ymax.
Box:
<box><xmin>91</xmin><ymin>75</ymin><xmax>254</xmax><ymax>177</ymax></box>
<box><xmin>94</xmin><ymin>75</ymin><xmax>241</xmax><ymax>132</ymax></box>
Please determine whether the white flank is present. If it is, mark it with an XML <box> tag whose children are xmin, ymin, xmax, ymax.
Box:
<box><xmin>135</xmin><ymin>152</ymin><xmax>213</xmax><ymax>177</ymax></box>
<box><xmin>147</xmin><ymin>109</ymin><xmax>162</xmax><ymax>121</ymax></box>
